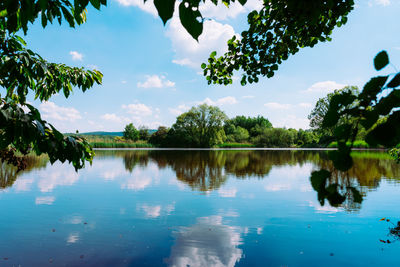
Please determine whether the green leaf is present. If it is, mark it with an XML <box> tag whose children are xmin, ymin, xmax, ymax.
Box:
<box><xmin>238</xmin><ymin>0</ymin><xmax>247</xmax><ymax>5</ymax></box>
<box><xmin>359</xmin><ymin>76</ymin><xmax>388</xmax><ymax>105</ymax></box>
<box><xmin>201</xmin><ymin>63</ymin><xmax>206</xmax><ymax>69</ymax></box>
<box><xmin>154</xmin><ymin>0</ymin><xmax>175</xmax><ymax>25</ymax></box>
<box><xmin>179</xmin><ymin>1</ymin><xmax>203</xmax><ymax>41</ymax></box>
<box><xmin>89</xmin><ymin>0</ymin><xmax>101</xmax><ymax>9</ymax></box>
<box><xmin>374</xmin><ymin>51</ymin><xmax>389</xmax><ymax>71</ymax></box>
<box><xmin>387</xmin><ymin>73</ymin><xmax>400</xmax><ymax>88</ymax></box>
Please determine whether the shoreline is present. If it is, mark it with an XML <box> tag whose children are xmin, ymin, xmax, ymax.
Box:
<box><xmin>93</xmin><ymin>147</ymin><xmax>388</xmax><ymax>151</ymax></box>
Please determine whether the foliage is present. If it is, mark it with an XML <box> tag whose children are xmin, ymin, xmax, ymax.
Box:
<box><xmin>328</xmin><ymin>140</ymin><xmax>370</xmax><ymax>149</ymax></box>
<box><xmin>0</xmin><ymin>0</ymin><xmax>104</xmax><ymax>170</ymax></box>
<box><xmin>296</xmin><ymin>129</ymin><xmax>318</xmax><ymax>147</ymax></box>
<box><xmin>202</xmin><ymin>1</ymin><xmax>354</xmax><ymax>85</ymax></box>
<box><xmin>139</xmin><ymin>126</ymin><xmax>150</xmax><ymax>141</ymax></box>
<box><xmin>251</xmin><ymin>127</ymin><xmax>296</xmax><ymax>148</ymax></box>
<box><xmin>91</xmin><ymin>141</ymin><xmax>152</xmax><ymax>148</ymax></box>
<box><xmin>168</xmin><ymin>104</ymin><xmax>228</xmax><ymax>147</ymax></box>
<box><xmin>123</xmin><ymin>123</ymin><xmax>139</xmax><ymax>141</ymax></box>
<box><xmin>217</xmin><ymin>142</ymin><xmax>255</xmax><ymax>148</ymax></box>
<box><xmin>321</xmin><ymin>51</ymin><xmax>400</xmax><ymax>171</ymax></box>
<box><xmin>226</xmin><ymin>115</ymin><xmax>272</xmax><ymax>135</ymax></box>
<box><xmin>389</xmin><ymin>148</ymin><xmax>400</xmax><ymax>163</ymax></box>
<box><xmin>149</xmin><ymin>126</ymin><xmax>169</xmax><ymax>147</ymax></box>
<box><xmin>308</xmin><ymin>86</ymin><xmax>359</xmax><ymax>136</ymax></box>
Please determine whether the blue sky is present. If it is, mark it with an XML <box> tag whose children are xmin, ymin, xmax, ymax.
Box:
<box><xmin>23</xmin><ymin>0</ymin><xmax>400</xmax><ymax>132</ymax></box>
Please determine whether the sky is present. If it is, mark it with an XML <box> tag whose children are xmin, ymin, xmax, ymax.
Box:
<box><xmin>22</xmin><ymin>0</ymin><xmax>400</xmax><ymax>132</ymax></box>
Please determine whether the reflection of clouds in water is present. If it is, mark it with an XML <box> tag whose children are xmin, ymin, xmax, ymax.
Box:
<box><xmin>169</xmin><ymin>177</ymin><xmax>187</xmax><ymax>191</ymax></box>
<box><xmin>121</xmin><ymin>163</ymin><xmax>160</xmax><ymax>191</ymax></box>
<box><xmin>121</xmin><ymin>169</ymin><xmax>152</xmax><ymax>191</ymax></box>
<box><xmin>218</xmin><ymin>209</ymin><xmax>239</xmax><ymax>218</ymax></box>
<box><xmin>37</xmin><ymin>165</ymin><xmax>79</xmax><ymax>192</ymax></box>
<box><xmin>67</xmin><ymin>232</ymin><xmax>80</xmax><ymax>244</ymax></box>
<box><xmin>35</xmin><ymin>196</ymin><xmax>55</xmax><ymax>205</ymax></box>
<box><xmin>168</xmin><ymin>216</ymin><xmax>242</xmax><ymax>267</ymax></box>
<box><xmin>218</xmin><ymin>187</ymin><xmax>237</xmax><ymax>198</ymax></box>
<box><xmin>256</xmin><ymin>227</ymin><xmax>263</xmax><ymax>235</ymax></box>
<box><xmin>14</xmin><ymin>178</ymin><xmax>34</xmax><ymax>192</ymax></box>
<box><xmin>102</xmin><ymin>169</ymin><xmax>126</xmax><ymax>181</ymax></box>
<box><xmin>64</xmin><ymin>215</ymin><xmax>84</xmax><ymax>224</ymax></box>
<box><xmin>137</xmin><ymin>203</ymin><xmax>175</xmax><ymax>218</ymax></box>
<box><xmin>263</xmin><ymin>164</ymin><xmax>313</xmax><ymax>192</ymax></box>
<box><xmin>308</xmin><ymin>201</ymin><xmax>340</xmax><ymax>214</ymax></box>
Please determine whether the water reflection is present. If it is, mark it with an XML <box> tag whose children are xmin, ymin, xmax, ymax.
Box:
<box><xmin>167</xmin><ymin>216</ymin><xmax>243</xmax><ymax>267</ymax></box>
<box><xmin>1</xmin><ymin>150</ymin><xmax>400</xmax><ymax>213</ymax></box>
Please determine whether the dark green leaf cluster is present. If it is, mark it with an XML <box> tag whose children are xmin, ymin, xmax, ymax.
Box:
<box><xmin>0</xmin><ymin>100</ymin><xmax>94</xmax><ymax>171</ymax></box>
<box><xmin>1</xmin><ymin>0</ymin><xmax>106</xmax><ymax>34</ymax></box>
<box><xmin>152</xmin><ymin>0</ymin><xmax>247</xmax><ymax>40</ymax></box>
<box><xmin>202</xmin><ymin>0</ymin><xmax>354</xmax><ymax>85</ymax></box>
<box><xmin>322</xmin><ymin>51</ymin><xmax>400</xmax><ymax>171</ymax></box>
<box><xmin>1</xmin><ymin>0</ymin><xmax>103</xmax><ymax>170</ymax></box>
<box><xmin>0</xmin><ymin>29</ymin><xmax>102</xmax><ymax>103</ymax></box>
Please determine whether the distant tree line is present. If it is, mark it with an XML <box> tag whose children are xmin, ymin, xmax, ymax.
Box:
<box><xmin>122</xmin><ymin>85</ymin><xmax>394</xmax><ymax>149</ymax></box>
<box><xmin>123</xmin><ymin>104</ymin><xmax>318</xmax><ymax>148</ymax></box>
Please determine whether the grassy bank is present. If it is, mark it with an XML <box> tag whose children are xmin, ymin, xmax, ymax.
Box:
<box><xmin>72</xmin><ymin>135</ymin><xmax>153</xmax><ymax>148</ymax></box>
<box><xmin>91</xmin><ymin>142</ymin><xmax>153</xmax><ymax>148</ymax></box>
<box><xmin>327</xmin><ymin>140</ymin><xmax>371</xmax><ymax>148</ymax></box>
<box><xmin>217</xmin><ymin>142</ymin><xmax>256</xmax><ymax>148</ymax></box>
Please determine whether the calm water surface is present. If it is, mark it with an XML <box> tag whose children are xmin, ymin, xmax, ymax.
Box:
<box><xmin>1</xmin><ymin>150</ymin><xmax>400</xmax><ymax>266</ymax></box>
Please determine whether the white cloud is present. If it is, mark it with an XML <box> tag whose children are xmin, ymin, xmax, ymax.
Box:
<box><xmin>369</xmin><ymin>0</ymin><xmax>391</xmax><ymax>6</ymax></box>
<box><xmin>35</xmin><ymin>196</ymin><xmax>55</xmax><ymax>205</ymax></box>
<box><xmin>169</xmin><ymin>104</ymin><xmax>191</xmax><ymax>116</ymax></box>
<box><xmin>122</xmin><ymin>103</ymin><xmax>153</xmax><ymax>116</ymax></box>
<box><xmin>137</xmin><ymin>75</ymin><xmax>175</xmax><ymax>88</ymax></box>
<box><xmin>200</xmin><ymin>96</ymin><xmax>238</xmax><ymax>106</ymax></box>
<box><xmin>303</xmin><ymin>81</ymin><xmax>347</xmax><ymax>94</ymax></box>
<box><xmin>115</xmin><ymin>0</ymin><xmax>158</xmax><ymax>16</ymax></box>
<box><xmin>69</xmin><ymin>51</ymin><xmax>83</xmax><ymax>61</ymax></box>
<box><xmin>101</xmin><ymin>113</ymin><xmax>130</xmax><ymax>124</ymax></box>
<box><xmin>166</xmin><ymin>18</ymin><xmax>238</xmax><ymax>69</ymax></box>
<box><xmin>264</xmin><ymin>102</ymin><xmax>292</xmax><ymax>109</ymax></box>
<box><xmin>298</xmin><ymin>102</ymin><xmax>312</xmax><ymax>108</ymax></box>
<box><xmin>40</xmin><ymin>101</ymin><xmax>82</xmax><ymax>122</ymax></box>
<box><xmin>271</xmin><ymin>115</ymin><xmax>310</xmax><ymax>129</ymax></box>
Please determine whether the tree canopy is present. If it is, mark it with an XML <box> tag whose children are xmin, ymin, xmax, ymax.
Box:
<box><xmin>169</xmin><ymin>104</ymin><xmax>228</xmax><ymax>147</ymax></box>
<box><xmin>123</xmin><ymin>123</ymin><xmax>139</xmax><ymax>141</ymax></box>
<box><xmin>1</xmin><ymin>0</ymin><xmax>104</xmax><ymax>170</ymax></box>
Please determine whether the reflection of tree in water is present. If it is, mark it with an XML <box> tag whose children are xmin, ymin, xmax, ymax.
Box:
<box><xmin>151</xmin><ymin>151</ymin><xmax>227</xmax><ymax>192</ymax></box>
<box><xmin>3</xmin><ymin>150</ymin><xmax>400</xmax><ymax>212</ymax></box>
<box><xmin>0</xmin><ymin>155</ymin><xmax>49</xmax><ymax>189</ymax></box>
<box><xmin>311</xmin><ymin>154</ymin><xmax>400</xmax><ymax>212</ymax></box>
<box><xmin>123</xmin><ymin>151</ymin><xmax>149</xmax><ymax>172</ymax></box>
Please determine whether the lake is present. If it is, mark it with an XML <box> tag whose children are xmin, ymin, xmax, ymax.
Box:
<box><xmin>1</xmin><ymin>149</ymin><xmax>400</xmax><ymax>266</ymax></box>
